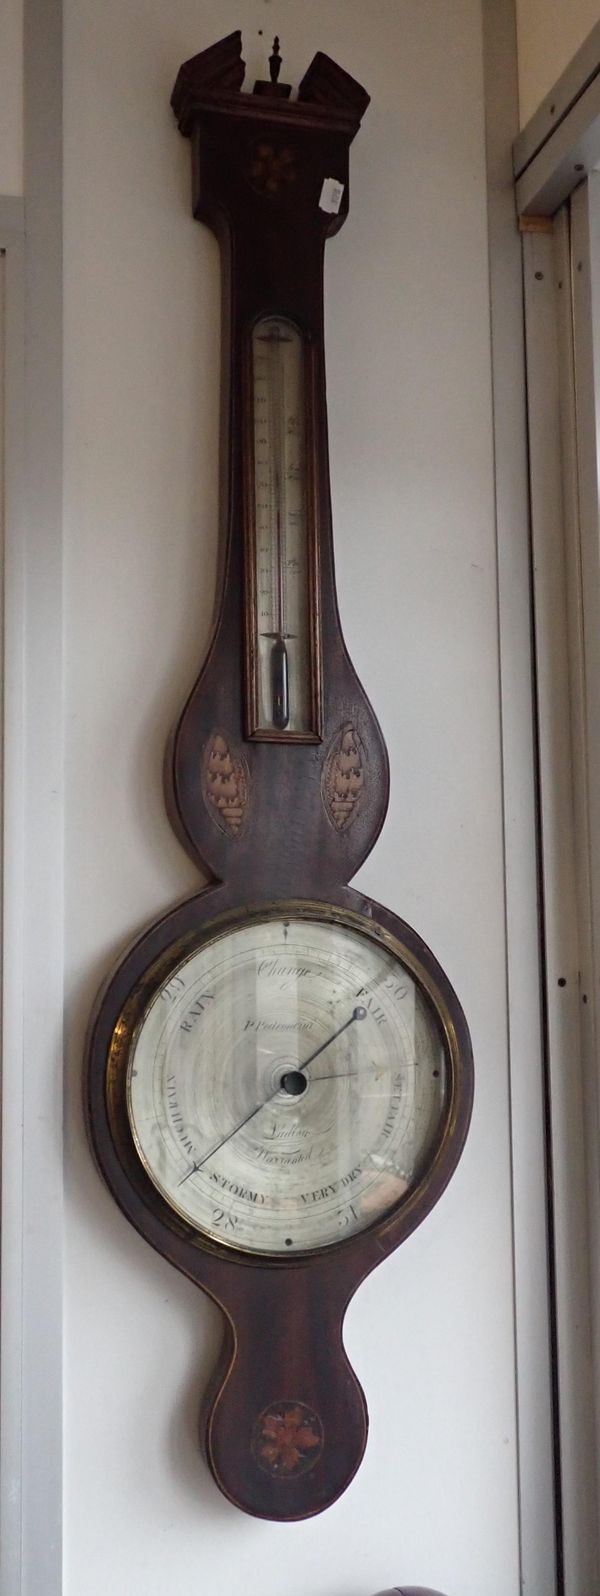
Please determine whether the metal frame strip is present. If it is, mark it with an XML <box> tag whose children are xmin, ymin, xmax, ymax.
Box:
<box><xmin>483</xmin><ymin>2</ymin><xmax>558</xmax><ymax>1589</ymax></box>
<box><xmin>514</xmin><ymin>18</ymin><xmax>600</xmax><ymax>177</ymax></box>
<box><xmin>522</xmin><ymin>214</ymin><xmax>600</xmax><ymax>1593</ymax></box>
<box><xmin>515</xmin><ymin>25</ymin><xmax>600</xmax><ymax>218</ymax></box>
<box><xmin>0</xmin><ymin>196</ymin><xmax>26</xmax><ymax>1596</ymax></box>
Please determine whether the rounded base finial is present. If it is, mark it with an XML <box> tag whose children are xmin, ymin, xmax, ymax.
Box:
<box><xmin>372</xmin><ymin>1588</ymin><xmax>450</xmax><ymax>1596</ymax></box>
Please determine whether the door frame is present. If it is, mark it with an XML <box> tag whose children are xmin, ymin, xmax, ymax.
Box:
<box><xmin>0</xmin><ymin>1</ymin><xmax>64</xmax><ymax>1593</ymax></box>
<box><xmin>517</xmin><ymin>23</ymin><xmax>600</xmax><ymax>1596</ymax></box>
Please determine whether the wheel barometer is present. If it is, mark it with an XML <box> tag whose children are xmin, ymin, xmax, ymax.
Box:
<box><xmin>86</xmin><ymin>31</ymin><xmax>473</xmax><ymax>1521</ymax></box>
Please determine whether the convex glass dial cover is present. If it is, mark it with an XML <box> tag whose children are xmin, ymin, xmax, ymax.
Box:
<box><xmin>126</xmin><ymin>910</ymin><xmax>451</xmax><ymax>1255</ymax></box>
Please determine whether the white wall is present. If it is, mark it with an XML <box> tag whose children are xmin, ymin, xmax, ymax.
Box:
<box><xmin>61</xmin><ymin>2</ymin><xmax>538</xmax><ymax>1593</ymax></box>
<box><xmin>517</xmin><ymin>0</ymin><xmax>600</xmax><ymax>125</ymax></box>
<box><xmin>0</xmin><ymin>0</ymin><xmax>23</xmax><ymax>193</ymax></box>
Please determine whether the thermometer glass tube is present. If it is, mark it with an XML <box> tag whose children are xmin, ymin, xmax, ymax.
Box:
<box><xmin>250</xmin><ymin>316</ymin><xmax>315</xmax><ymax>736</ymax></box>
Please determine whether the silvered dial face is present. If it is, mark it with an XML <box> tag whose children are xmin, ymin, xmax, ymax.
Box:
<box><xmin>126</xmin><ymin>913</ymin><xmax>449</xmax><ymax>1255</ymax></box>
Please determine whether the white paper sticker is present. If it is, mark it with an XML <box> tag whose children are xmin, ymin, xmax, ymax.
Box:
<box><xmin>319</xmin><ymin>177</ymin><xmax>344</xmax><ymax>215</ymax></box>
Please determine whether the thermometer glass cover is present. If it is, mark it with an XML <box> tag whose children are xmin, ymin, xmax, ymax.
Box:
<box><xmin>247</xmin><ymin>316</ymin><xmax>318</xmax><ymax>739</ymax></box>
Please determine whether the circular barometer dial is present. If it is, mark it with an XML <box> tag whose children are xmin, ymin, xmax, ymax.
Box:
<box><xmin>126</xmin><ymin>911</ymin><xmax>450</xmax><ymax>1255</ymax></box>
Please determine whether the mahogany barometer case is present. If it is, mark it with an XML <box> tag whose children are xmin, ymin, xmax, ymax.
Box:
<box><xmin>85</xmin><ymin>30</ymin><xmax>473</xmax><ymax>1522</ymax></box>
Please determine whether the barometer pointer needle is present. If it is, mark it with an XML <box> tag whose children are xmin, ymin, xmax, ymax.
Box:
<box><xmin>177</xmin><ymin>1005</ymin><xmax>367</xmax><ymax>1185</ymax></box>
<box><xmin>295</xmin><ymin>1004</ymin><xmax>366</xmax><ymax>1072</ymax></box>
<box><xmin>309</xmin><ymin>1071</ymin><xmax>361</xmax><ymax>1081</ymax></box>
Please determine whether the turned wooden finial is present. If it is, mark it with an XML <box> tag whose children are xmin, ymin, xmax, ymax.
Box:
<box><xmin>269</xmin><ymin>36</ymin><xmax>282</xmax><ymax>84</ymax></box>
<box><xmin>253</xmin><ymin>34</ymin><xmax>291</xmax><ymax>98</ymax></box>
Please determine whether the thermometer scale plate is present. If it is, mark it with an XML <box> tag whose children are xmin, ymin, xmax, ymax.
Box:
<box><xmin>245</xmin><ymin>315</ymin><xmax>322</xmax><ymax>741</ymax></box>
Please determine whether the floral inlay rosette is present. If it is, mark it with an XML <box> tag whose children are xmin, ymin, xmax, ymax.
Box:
<box><xmin>252</xmin><ymin>1401</ymin><xmax>324</xmax><ymax>1477</ymax></box>
<box><xmin>249</xmin><ymin>141</ymin><xmax>296</xmax><ymax>196</ymax></box>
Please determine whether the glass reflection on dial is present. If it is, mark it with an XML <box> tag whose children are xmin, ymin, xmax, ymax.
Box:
<box><xmin>127</xmin><ymin>914</ymin><xmax>449</xmax><ymax>1254</ymax></box>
